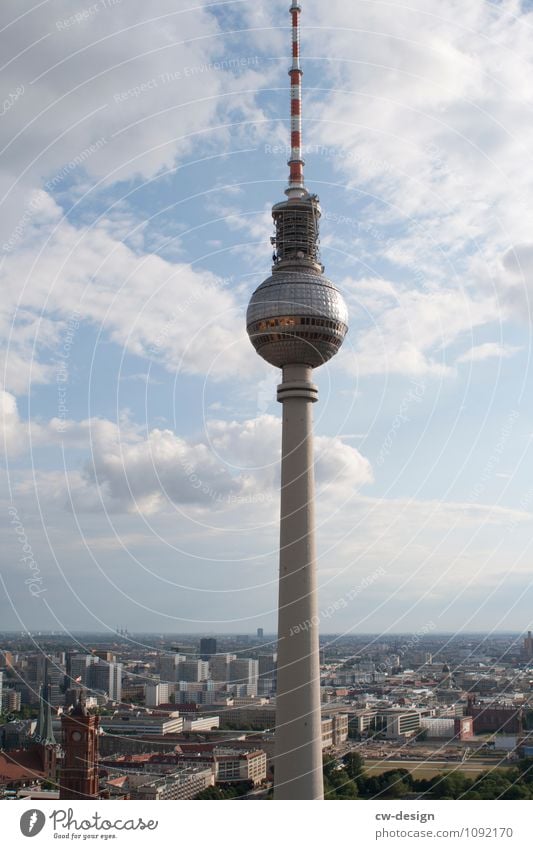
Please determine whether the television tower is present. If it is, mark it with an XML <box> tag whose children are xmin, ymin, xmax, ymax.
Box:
<box><xmin>246</xmin><ymin>1</ymin><xmax>348</xmax><ymax>800</ymax></box>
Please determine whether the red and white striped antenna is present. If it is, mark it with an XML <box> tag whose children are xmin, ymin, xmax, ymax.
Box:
<box><xmin>287</xmin><ymin>1</ymin><xmax>306</xmax><ymax>198</ymax></box>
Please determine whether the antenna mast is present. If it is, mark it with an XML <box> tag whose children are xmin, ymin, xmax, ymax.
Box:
<box><xmin>287</xmin><ymin>2</ymin><xmax>306</xmax><ymax>197</ymax></box>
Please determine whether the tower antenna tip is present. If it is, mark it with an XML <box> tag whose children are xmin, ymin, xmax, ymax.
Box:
<box><xmin>287</xmin><ymin>0</ymin><xmax>306</xmax><ymax>197</ymax></box>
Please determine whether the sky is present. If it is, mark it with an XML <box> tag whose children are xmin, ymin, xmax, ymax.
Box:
<box><xmin>1</xmin><ymin>0</ymin><xmax>533</xmax><ymax>637</ymax></box>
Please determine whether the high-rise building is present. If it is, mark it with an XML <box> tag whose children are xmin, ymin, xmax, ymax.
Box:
<box><xmin>257</xmin><ymin>628</ymin><xmax>264</xmax><ymax>639</ymax></box>
<box><xmin>145</xmin><ymin>682</ymin><xmax>172</xmax><ymax>707</ymax></box>
<box><xmin>200</xmin><ymin>638</ymin><xmax>217</xmax><ymax>660</ymax></box>
<box><xmin>179</xmin><ymin>660</ymin><xmax>209</xmax><ymax>683</ymax></box>
<box><xmin>0</xmin><ymin>651</ymin><xmax>13</xmax><ymax>668</ymax></box>
<box><xmin>26</xmin><ymin>653</ymin><xmax>47</xmax><ymax>688</ymax></box>
<box><xmin>159</xmin><ymin>653</ymin><xmax>186</xmax><ymax>683</ymax></box>
<box><xmin>245</xmin><ymin>1</ymin><xmax>348</xmax><ymax>800</ymax></box>
<box><xmin>88</xmin><ymin>660</ymin><xmax>122</xmax><ymax>702</ymax></box>
<box><xmin>228</xmin><ymin>659</ymin><xmax>259</xmax><ymax>697</ymax></box>
<box><xmin>208</xmin><ymin>653</ymin><xmax>235</xmax><ymax>682</ymax></box>
<box><xmin>59</xmin><ymin>692</ymin><xmax>99</xmax><ymax>800</ymax></box>
<box><xmin>258</xmin><ymin>653</ymin><xmax>277</xmax><ymax>696</ymax></box>
<box><xmin>523</xmin><ymin>630</ymin><xmax>533</xmax><ymax>659</ymax></box>
<box><xmin>68</xmin><ymin>653</ymin><xmax>97</xmax><ymax>687</ymax></box>
<box><xmin>2</xmin><ymin>688</ymin><xmax>21</xmax><ymax>713</ymax></box>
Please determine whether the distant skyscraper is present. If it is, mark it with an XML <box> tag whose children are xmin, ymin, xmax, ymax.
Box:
<box><xmin>208</xmin><ymin>653</ymin><xmax>234</xmax><ymax>682</ymax></box>
<box><xmin>88</xmin><ymin>660</ymin><xmax>122</xmax><ymax>702</ymax></box>
<box><xmin>258</xmin><ymin>653</ymin><xmax>277</xmax><ymax>696</ymax></box>
<box><xmin>257</xmin><ymin>628</ymin><xmax>264</xmax><ymax>639</ymax></box>
<box><xmin>68</xmin><ymin>653</ymin><xmax>96</xmax><ymax>687</ymax></box>
<box><xmin>0</xmin><ymin>650</ymin><xmax>13</xmax><ymax>668</ymax></box>
<box><xmin>523</xmin><ymin>630</ymin><xmax>533</xmax><ymax>659</ymax></box>
<box><xmin>179</xmin><ymin>660</ymin><xmax>209</xmax><ymax>683</ymax></box>
<box><xmin>245</xmin><ymin>1</ymin><xmax>348</xmax><ymax>800</ymax></box>
<box><xmin>200</xmin><ymin>638</ymin><xmax>217</xmax><ymax>660</ymax></box>
<box><xmin>145</xmin><ymin>682</ymin><xmax>172</xmax><ymax>707</ymax></box>
<box><xmin>2</xmin><ymin>688</ymin><xmax>21</xmax><ymax>712</ymax></box>
<box><xmin>159</xmin><ymin>653</ymin><xmax>186</xmax><ymax>683</ymax></box>
<box><xmin>229</xmin><ymin>658</ymin><xmax>259</xmax><ymax>697</ymax></box>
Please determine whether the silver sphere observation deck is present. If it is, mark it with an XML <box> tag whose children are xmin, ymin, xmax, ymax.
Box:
<box><xmin>246</xmin><ymin>193</ymin><xmax>348</xmax><ymax>369</ymax></box>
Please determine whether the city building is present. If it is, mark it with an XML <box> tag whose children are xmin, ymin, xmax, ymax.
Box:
<box><xmin>129</xmin><ymin>766</ymin><xmax>214</xmax><ymax>800</ymax></box>
<box><xmin>351</xmin><ymin>709</ymin><xmax>379</xmax><ymax>735</ymax></box>
<box><xmin>200</xmin><ymin>638</ymin><xmax>217</xmax><ymax>660</ymax></box>
<box><xmin>0</xmin><ymin>680</ymin><xmax>58</xmax><ymax>791</ymax></box>
<box><xmin>182</xmin><ymin>715</ymin><xmax>220</xmax><ymax>732</ymax></box>
<box><xmin>98</xmin><ymin>712</ymin><xmax>183</xmax><ymax>736</ymax></box>
<box><xmin>208</xmin><ymin>653</ymin><xmax>234</xmax><ymax>681</ymax></box>
<box><xmin>384</xmin><ymin>710</ymin><xmax>422</xmax><ymax>739</ymax></box>
<box><xmin>421</xmin><ymin>716</ymin><xmax>474</xmax><ymax>740</ymax></box>
<box><xmin>523</xmin><ymin>631</ymin><xmax>533</xmax><ymax>659</ymax></box>
<box><xmin>228</xmin><ymin>658</ymin><xmax>259</xmax><ymax>697</ymax></box>
<box><xmin>320</xmin><ymin>714</ymin><xmax>349</xmax><ymax>749</ymax></box>
<box><xmin>258</xmin><ymin>653</ymin><xmax>277</xmax><ymax>696</ymax></box>
<box><xmin>179</xmin><ymin>660</ymin><xmax>209</xmax><ymax>683</ymax></box>
<box><xmin>1</xmin><ymin>688</ymin><xmax>21</xmax><ymax>713</ymax></box>
<box><xmin>215</xmin><ymin>749</ymin><xmax>267</xmax><ymax>787</ymax></box>
<box><xmin>321</xmin><ymin>716</ymin><xmax>333</xmax><ymax>748</ymax></box>
<box><xmin>222</xmin><ymin>704</ymin><xmax>276</xmax><ymax>729</ymax></box>
<box><xmin>159</xmin><ymin>653</ymin><xmax>186</xmax><ymax>683</ymax></box>
<box><xmin>331</xmin><ymin>713</ymin><xmax>349</xmax><ymax>747</ymax></box>
<box><xmin>145</xmin><ymin>682</ymin><xmax>172</xmax><ymax>707</ymax></box>
<box><xmin>467</xmin><ymin>701</ymin><xmax>522</xmax><ymax>734</ymax></box>
<box><xmin>67</xmin><ymin>654</ymin><xmax>97</xmax><ymax>687</ymax></box>
<box><xmin>0</xmin><ymin>652</ymin><xmax>13</xmax><ymax>669</ymax></box>
<box><xmin>88</xmin><ymin>660</ymin><xmax>122</xmax><ymax>702</ymax></box>
<box><xmin>59</xmin><ymin>692</ymin><xmax>99</xmax><ymax>799</ymax></box>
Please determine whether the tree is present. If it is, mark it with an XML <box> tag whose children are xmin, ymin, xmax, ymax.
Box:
<box><xmin>428</xmin><ymin>771</ymin><xmax>470</xmax><ymax>800</ymax></box>
<box><xmin>377</xmin><ymin>769</ymin><xmax>413</xmax><ymax>799</ymax></box>
<box><xmin>342</xmin><ymin>752</ymin><xmax>364</xmax><ymax>781</ymax></box>
<box><xmin>323</xmin><ymin>755</ymin><xmax>359</xmax><ymax>799</ymax></box>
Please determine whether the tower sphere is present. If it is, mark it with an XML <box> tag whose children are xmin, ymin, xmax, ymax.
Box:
<box><xmin>246</xmin><ymin>268</ymin><xmax>348</xmax><ymax>368</ymax></box>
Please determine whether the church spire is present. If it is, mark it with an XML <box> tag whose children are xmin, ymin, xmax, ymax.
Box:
<box><xmin>36</xmin><ymin>662</ymin><xmax>56</xmax><ymax>746</ymax></box>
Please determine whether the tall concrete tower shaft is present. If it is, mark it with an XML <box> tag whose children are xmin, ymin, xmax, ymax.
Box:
<box><xmin>275</xmin><ymin>363</ymin><xmax>323</xmax><ymax>798</ymax></box>
<box><xmin>246</xmin><ymin>0</ymin><xmax>348</xmax><ymax>800</ymax></box>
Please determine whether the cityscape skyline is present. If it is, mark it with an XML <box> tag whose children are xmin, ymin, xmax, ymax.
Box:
<box><xmin>3</xmin><ymin>628</ymin><xmax>533</xmax><ymax>801</ymax></box>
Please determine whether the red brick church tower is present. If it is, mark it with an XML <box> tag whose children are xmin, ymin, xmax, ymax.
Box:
<box><xmin>59</xmin><ymin>691</ymin><xmax>99</xmax><ymax>799</ymax></box>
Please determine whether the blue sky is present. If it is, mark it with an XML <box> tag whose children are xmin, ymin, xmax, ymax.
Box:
<box><xmin>1</xmin><ymin>0</ymin><xmax>533</xmax><ymax>636</ymax></box>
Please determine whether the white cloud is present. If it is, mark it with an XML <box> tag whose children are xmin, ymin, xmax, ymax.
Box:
<box><xmin>0</xmin><ymin>390</ymin><xmax>29</xmax><ymax>456</ymax></box>
<box><xmin>2</xmin><ymin>399</ymin><xmax>373</xmax><ymax>514</ymax></box>
<box><xmin>0</xmin><ymin>194</ymin><xmax>258</xmax><ymax>387</ymax></box>
<box><xmin>498</xmin><ymin>243</ymin><xmax>533</xmax><ymax>320</ymax></box>
<box><xmin>81</xmin><ymin>413</ymin><xmax>372</xmax><ymax>514</ymax></box>
<box><xmin>0</xmin><ymin>0</ymin><xmax>271</xmax><ymax>241</ymax></box>
<box><xmin>456</xmin><ymin>341</ymin><xmax>521</xmax><ymax>364</ymax></box>
<box><xmin>341</xmin><ymin>278</ymin><xmax>498</xmax><ymax>377</ymax></box>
